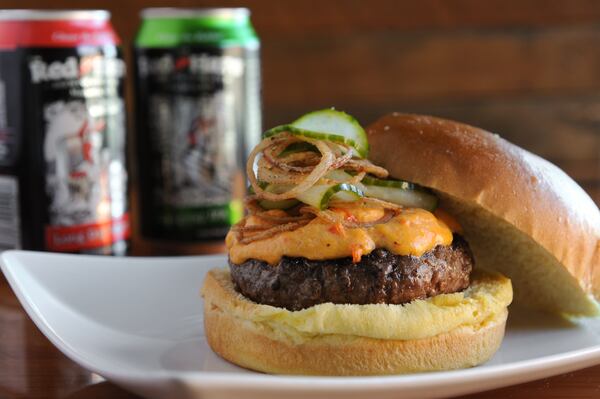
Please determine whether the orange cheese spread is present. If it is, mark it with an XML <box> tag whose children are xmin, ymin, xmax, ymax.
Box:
<box><xmin>227</xmin><ymin>206</ymin><xmax>454</xmax><ymax>265</ymax></box>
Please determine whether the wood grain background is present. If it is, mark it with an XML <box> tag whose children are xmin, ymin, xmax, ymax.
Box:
<box><xmin>3</xmin><ymin>0</ymin><xmax>600</xmax><ymax>202</ymax></box>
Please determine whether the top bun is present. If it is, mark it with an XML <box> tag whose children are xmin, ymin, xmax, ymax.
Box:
<box><xmin>367</xmin><ymin>113</ymin><xmax>600</xmax><ymax>316</ymax></box>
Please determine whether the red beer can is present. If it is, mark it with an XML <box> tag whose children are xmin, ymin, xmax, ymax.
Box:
<box><xmin>0</xmin><ymin>10</ymin><xmax>129</xmax><ymax>255</ymax></box>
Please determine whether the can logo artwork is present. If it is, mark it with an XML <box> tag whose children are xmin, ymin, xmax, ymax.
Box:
<box><xmin>35</xmin><ymin>53</ymin><xmax>129</xmax><ymax>252</ymax></box>
<box><xmin>143</xmin><ymin>53</ymin><xmax>242</xmax><ymax>203</ymax></box>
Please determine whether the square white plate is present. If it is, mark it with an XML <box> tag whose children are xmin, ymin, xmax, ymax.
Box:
<box><xmin>2</xmin><ymin>250</ymin><xmax>600</xmax><ymax>399</ymax></box>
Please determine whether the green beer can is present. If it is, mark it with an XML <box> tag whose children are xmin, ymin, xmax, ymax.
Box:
<box><xmin>133</xmin><ymin>8</ymin><xmax>260</xmax><ymax>244</ymax></box>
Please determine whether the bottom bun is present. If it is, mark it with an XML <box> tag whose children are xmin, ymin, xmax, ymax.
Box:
<box><xmin>202</xmin><ymin>268</ymin><xmax>511</xmax><ymax>376</ymax></box>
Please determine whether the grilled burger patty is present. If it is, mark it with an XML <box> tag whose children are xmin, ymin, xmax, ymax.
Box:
<box><xmin>229</xmin><ymin>235</ymin><xmax>474</xmax><ymax>311</ymax></box>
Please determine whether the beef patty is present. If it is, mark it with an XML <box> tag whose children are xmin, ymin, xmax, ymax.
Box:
<box><xmin>229</xmin><ymin>235</ymin><xmax>474</xmax><ymax>311</ymax></box>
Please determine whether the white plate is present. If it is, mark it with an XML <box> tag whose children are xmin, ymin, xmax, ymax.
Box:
<box><xmin>2</xmin><ymin>250</ymin><xmax>600</xmax><ymax>399</ymax></box>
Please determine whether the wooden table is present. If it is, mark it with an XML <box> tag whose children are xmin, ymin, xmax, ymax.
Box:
<box><xmin>1</xmin><ymin>274</ymin><xmax>599</xmax><ymax>399</ymax></box>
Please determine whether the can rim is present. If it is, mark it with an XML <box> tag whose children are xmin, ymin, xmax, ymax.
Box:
<box><xmin>140</xmin><ymin>7</ymin><xmax>250</xmax><ymax>20</ymax></box>
<box><xmin>0</xmin><ymin>9</ymin><xmax>110</xmax><ymax>21</ymax></box>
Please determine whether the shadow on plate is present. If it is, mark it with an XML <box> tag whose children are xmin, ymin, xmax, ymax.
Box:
<box><xmin>506</xmin><ymin>304</ymin><xmax>577</xmax><ymax>331</ymax></box>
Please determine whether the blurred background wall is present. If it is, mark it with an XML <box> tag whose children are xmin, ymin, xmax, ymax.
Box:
<box><xmin>3</xmin><ymin>0</ymin><xmax>600</xmax><ymax>205</ymax></box>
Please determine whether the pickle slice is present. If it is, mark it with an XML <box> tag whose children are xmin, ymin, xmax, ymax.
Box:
<box><xmin>277</xmin><ymin>142</ymin><xmax>317</xmax><ymax>157</ymax></box>
<box><xmin>264</xmin><ymin>109</ymin><xmax>368</xmax><ymax>158</ymax></box>
<box><xmin>361</xmin><ymin>176</ymin><xmax>415</xmax><ymax>190</ymax></box>
<box><xmin>296</xmin><ymin>183</ymin><xmax>364</xmax><ymax>209</ymax></box>
<box><xmin>362</xmin><ymin>179</ymin><xmax>438</xmax><ymax>211</ymax></box>
<box><xmin>258</xmin><ymin>184</ymin><xmax>300</xmax><ymax>210</ymax></box>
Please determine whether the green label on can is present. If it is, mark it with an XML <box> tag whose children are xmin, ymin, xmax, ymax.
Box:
<box><xmin>135</xmin><ymin>15</ymin><xmax>259</xmax><ymax>48</ymax></box>
<box><xmin>158</xmin><ymin>200</ymin><xmax>243</xmax><ymax>240</ymax></box>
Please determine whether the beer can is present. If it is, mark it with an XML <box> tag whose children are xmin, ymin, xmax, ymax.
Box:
<box><xmin>133</xmin><ymin>8</ymin><xmax>261</xmax><ymax>248</ymax></box>
<box><xmin>0</xmin><ymin>10</ymin><xmax>129</xmax><ymax>255</ymax></box>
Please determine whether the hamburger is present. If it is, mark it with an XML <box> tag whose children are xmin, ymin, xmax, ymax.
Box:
<box><xmin>201</xmin><ymin>110</ymin><xmax>600</xmax><ymax>375</ymax></box>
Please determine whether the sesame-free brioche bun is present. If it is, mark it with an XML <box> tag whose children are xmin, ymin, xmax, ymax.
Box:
<box><xmin>367</xmin><ymin>113</ymin><xmax>600</xmax><ymax>316</ymax></box>
<box><xmin>202</xmin><ymin>268</ymin><xmax>511</xmax><ymax>376</ymax></box>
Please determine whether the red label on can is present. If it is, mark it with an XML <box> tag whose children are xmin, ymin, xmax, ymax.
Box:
<box><xmin>0</xmin><ymin>19</ymin><xmax>120</xmax><ymax>48</ymax></box>
<box><xmin>45</xmin><ymin>213</ymin><xmax>130</xmax><ymax>252</ymax></box>
<box><xmin>0</xmin><ymin>21</ymin><xmax>20</xmax><ymax>49</ymax></box>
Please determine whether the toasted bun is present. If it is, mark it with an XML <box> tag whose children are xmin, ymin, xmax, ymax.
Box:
<box><xmin>367</xmin><ymin>113</ymin><xmax>600</xmax><ymax>316</ymax></box>
<box><xmin>202</xmin><ymin>268</ymin><xmax>510</xmax><ymax>375</ymax></box>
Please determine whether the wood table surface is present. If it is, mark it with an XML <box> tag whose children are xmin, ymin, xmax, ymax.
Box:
<box><xmin>1</xmin><ymin>271</ymin><xmax>599</xmax><ymax>399</ymax></box>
